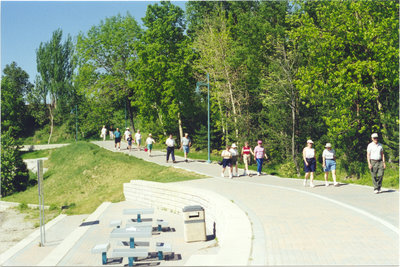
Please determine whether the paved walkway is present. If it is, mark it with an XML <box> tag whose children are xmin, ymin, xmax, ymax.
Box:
<box><xmin>93</xmin><ymin>140</ymin><xmax>399</xmax><ymax>265</ymax></box>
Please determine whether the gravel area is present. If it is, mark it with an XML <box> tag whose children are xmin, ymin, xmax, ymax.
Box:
<box><xmin>0</xmin><ymin>208</ymin><xmax>36</xmax><ymax>254</ymax></box>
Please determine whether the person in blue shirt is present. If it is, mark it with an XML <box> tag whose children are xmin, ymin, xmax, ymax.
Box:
<box><xmin>114</xmin><ymin>128</ymin><xmax>121</xmax><ymax>150</ymax></box>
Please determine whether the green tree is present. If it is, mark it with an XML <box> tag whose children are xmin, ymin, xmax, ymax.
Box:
<box><xmin>290</xmin><ymin>0</ymin><xmax>399</xmax><ymax>175</ymax></box>
<box><xmin>1</xmin><ymin>62</ymin><xmax>33</xmax><ymax>137</ymax></box>
<box><xmin>35</xmin><ymin>29</ymin><xmax>75</xmax><ymax>144</ymax></box>
<box><xmin>76</xmin><ymin>13</ymin><xmax>141</xmax><ymax>132</ymax></box>
<box><xmin>135</xmin><ymin>2</ymin><xmax>196</xmax><ymax>140</ymax></box>
<box><xmin>1</xmin><ymin>128</ymin><xmax>29</xmax><ymax>197</ymax></box>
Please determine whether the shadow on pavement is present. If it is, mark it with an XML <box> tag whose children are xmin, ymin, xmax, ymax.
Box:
<box><xmin>379</xmin><ymin>189</ymin><xmax>397</xmax><ymax>194</ymax></box>
<box><xmin>106</xmin><ymin>257</ymin><xmax>123</xmax><ymax>265</ymax></box>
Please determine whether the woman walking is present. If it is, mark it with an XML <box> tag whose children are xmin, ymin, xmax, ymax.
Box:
<box><xmin>109</xmin><ymin>126</ymin><xmax>114</xmax><ymax>140</ymax></box>
<box><xmin>229</xmin><ymin>143</ymin><xmax>239</xmax><ymax>177</ymax></box>
<box><xmin>100</xmin><ymin>125</ymin><xmax>107</xmax><ymax>141</ymax></box>
<box><xmin>253</xmin><ymin>140</ymin><xmax>268</xmax><ymax>176</ymax></box>
<box><xmin>303</xmin><ymin>140</ymin><xmax>316</xmax><ymax>187</ymax></box>
<box><xmin>146</xmin><ymin>133</ymin><xmax>156</xmax><ymax>157</ymax></box>
<box><xmin>322</xmin><ymin>143</ymin><xmax>338</xmax><ymax>186</ymax></box>
<box><xmin>221</xmin><ymin>145</ymin><xmax>233</xmax><ymax>178</ymax></box>
<box><xmin>242</xmin><ymin>141</ymin><xmax>254</xmax><ymax>176</ymax></box>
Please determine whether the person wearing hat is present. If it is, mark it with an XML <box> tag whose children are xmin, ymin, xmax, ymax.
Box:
<box><xmin>229</xmin><ymin>143</ymin><xmax>239</xmax><ymax>177</ymax></box>
<box><xmin>221</xmin><ymin>145</ymin><xmax>233</xmax><ymax>178</ymax></box>
<box><xmin>322</xmin><ymin>143</ymin><xmax>338</xmax><ymax>186</ymax></box>
<box><xmin>367</xmin><ymin>133</ymin><xmax>386</xmax><ymax>194</ymax></box>
<box><xmin>124</xmin><ymin>127</ymin><xmax>131</xmax><ymax>149</ymax></box>
<box><xmin>180</xmin><ymin>133</ymin><xmax>192</xmax><ymax>163</ymax></box>
<box><xmin>145</xmin><ymin>133</ymin><xmax>156</xmax><ymax>156</ymax></box>
<box><xmin>303</xmin><ymin>139</ymin><xmax>316</xmax><ymax>187</ymax></box>
<box><xmin>241</xmin><ymin>141</ymin><xmax>254</xmax><ymax>176</ymax></box>
<box><xmin>135</xmin><ymin>130</ymin><xmax>142</xmax><ymax>151</ymax></box>
<box><xmin>254</xmin><ymin>140</ymin><xmax>268</xmax><ymax>176</ymax></box>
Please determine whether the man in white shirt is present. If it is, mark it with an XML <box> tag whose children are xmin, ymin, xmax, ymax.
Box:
<box><xmin>124</xmin><ymin>128</ymin><xmax>131</xmax><ymax>149</ymax></box>
<box><xmin>367</xmin><ymin>133</ymin><xmax>386</xmax><ymax>194</ymax></box>
<box><xmin>180</xmin><ymin>133</ymin><xmax>191</xmax><ymax>162</ymax></box>
<box><xmin>165</xmin><ymin>134</ymin><xmax>176</xmax><ymax>163</ymax></box>
<box><xmin>135</xmin><ymin>130</ymin><xmax>142</xmax><ymax>151</ymax></box>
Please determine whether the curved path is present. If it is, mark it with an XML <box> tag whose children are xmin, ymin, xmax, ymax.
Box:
<box><xmin>93</xmin><ymin>141</ymin><xmax>399</xmax><ymax>265</ymax></box>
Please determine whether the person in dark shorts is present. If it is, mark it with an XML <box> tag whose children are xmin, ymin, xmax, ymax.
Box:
<box><xmin>127</xmin><ymin>134</ymin><xmax>133</xmax><ymax>151</ymax></box>
<box><xmin>221</xmin><ymin>145</ymin><xmax>233</xmax><ymax>179</ymax></box>
<box><xmin>114</xmin><ymin>128</ymin><xmax>121</xmax><ymax>150</ymax></box>
<box><xmin>303</xmin><ymin>139</ymin><xmax>316</xmax><ymax>187</ymax></box>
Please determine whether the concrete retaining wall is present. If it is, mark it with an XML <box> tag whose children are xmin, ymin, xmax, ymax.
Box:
<box><xmin>123</xmin><ymin>180</ymin><xmax>252</xmax><ymax>265</ymax></box>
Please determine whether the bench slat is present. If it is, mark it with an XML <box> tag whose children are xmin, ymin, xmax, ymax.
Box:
<box><xmin>123</xmin><ymin>208</ymin><xmax>154</xmax><ymax>215</ymax></box>
<box><xmin>112</xmin><ymin>248</ymin><xmax>148</xmax><ymax>258</ymax></box>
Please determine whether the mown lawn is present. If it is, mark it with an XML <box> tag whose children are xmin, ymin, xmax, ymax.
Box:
<box><xmin>4</xmin><ymin>142</ymin><xmax>204</xmax><ymax>215</ymax></box>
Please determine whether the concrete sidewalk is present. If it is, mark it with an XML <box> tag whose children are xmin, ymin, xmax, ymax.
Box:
<box><xmin>93</xmin><ymin>140</ymin><xmax>399</xmax><ymax>265</ymax></box>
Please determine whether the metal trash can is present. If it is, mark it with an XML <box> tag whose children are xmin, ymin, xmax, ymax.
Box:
<box><xmin>183</xmin><ymin>205</ymin><xmax>206</xmax><ymax>242</ymax></box>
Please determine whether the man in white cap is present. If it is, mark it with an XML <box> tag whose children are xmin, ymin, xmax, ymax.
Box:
<box><xmin>124</xmin><ymin>127</ymin><xmax>131</xmax><ymax>149</ymax></box>
<box><xmin>229</xmin><ymin>143</ymin><xmax>239</xmax><ymax>177</ymax></box>
<box><xmin>367</xmin><ymin>133</ymin><xmax>386</xmax><ymax>194</ymax></box>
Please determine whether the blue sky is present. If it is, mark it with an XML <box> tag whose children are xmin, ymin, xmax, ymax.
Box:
<box><xmin>1</xmin><ymin>1</ymin><xmax>187</xmax><ymax>83</ymax></box>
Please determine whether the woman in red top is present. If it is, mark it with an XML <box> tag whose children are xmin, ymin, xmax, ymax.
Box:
<box><xmin>241</xmin><ymin>141</ymin><xmax>254</xmax><ymax>176</ymax></box>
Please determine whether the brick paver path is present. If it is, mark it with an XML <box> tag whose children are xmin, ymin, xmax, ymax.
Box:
<box><xmin>93</xmin><ymin>141</ymin><xmax>399</xmax><ymax>265</ymax></box>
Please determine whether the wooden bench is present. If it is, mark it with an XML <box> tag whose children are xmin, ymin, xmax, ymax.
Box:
<box><xmin>112</xmin><ymin>248</ymin><xmax>148</xmax><ymax>267</ymax></box>
<box><xmin>91</xmin><ymin>242</ymin><xmax>110</xmax><ymax>265</ymax></box>
<box><xmin>155</xmin><ymin>242</ymin><xmax>172</xmax><ymax>260</ymax></box>
<box><xmin>123</xmin><ymin>208</ymin><xmax>154</xmax><ymax>222</ymax></box>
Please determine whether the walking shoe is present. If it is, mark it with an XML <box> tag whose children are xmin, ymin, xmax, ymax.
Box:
<box><xmin>378</xmin><ymin>189</ymin><xmax>382</xmax><ymax>193</ymax></box>
<box><xmin>229</xmin><ymin>175</ymin><xmax>233</xmax><ymax>179</ymax></box>
<box><xmin>221</xmin><ymin>173</ymin><xmax>224</xmax><ymax>178</ymax></box>
<box><xmin>310</xmin><ymin>183</ymin><xmax>315</xmax><ymax>188</ymax></box>
<box><xmin>333</xmin><ymin>182</ymin><xmax>339</xmax><ymax>186</ymax></box>
<box><xmin>374</xmin><ymin>189</ymin><xmax>379</xmax><ymax>194</ymax></box>
<box><xmin>173</xmin><ymin>161</ymin><xmax>177</xmax><ymax>163</ymax></box>
<box><xmin>325</xmin><ymin>182</ymin><xmax>329</xmax><ymax>187</ymax></box>
<box><xmin>118</xmin><ymin>148</ymin><xmax>121</xmax><ymax>151</ymax></box>
<box><xmin>257</xmin><ymin>172</ymin><xmax>260</xmax><ymax>176</ymax></box>
<box><xmin>303</xmin><ymin>179</ymin><xmax>307</xmax><ymax>186</ymax></box>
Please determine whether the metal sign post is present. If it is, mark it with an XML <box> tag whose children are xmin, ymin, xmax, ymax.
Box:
<box><xmin>37</xmin><ymin>159</ymin><xmax>45</xmax><ymax>246</ymax></box>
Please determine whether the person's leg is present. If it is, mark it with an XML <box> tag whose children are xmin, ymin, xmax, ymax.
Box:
<box><xmin>310</xmin><ymin>172</ymin><xmax>315</xmax><ymax>187</ymax></box>
<box><xmin>171</xmin><ymin>148</ymin><xmax>176</xmax><ymax>162</ymax></box>
<box><xmin>376</xmin><ymin>161</ymin><xmax>384</xmax><ymax>192</ymax></box>
<box><xmin>229</xmin><ymin>165</ymin><xmax>233</xmax><ymax>178</ymax></box>
<box><xmin>370</xmin><ymin>161</ymin><xmax>379</xmax><ymax>191</ymax></box>
<box><xmin>166</xmin><ymin>147</ymin><xmax>171</xmax><ymax>162</ymax></box>
<box><xmin>243</xmin><ymin>155</ymin><xmax>248</xmax><ymax>175</ymax></box>
<box><xmin>221</xmin><ymin>167</ymin><xmax>226</xmax><ymax>177</ymax></box>
<box><xmin>332</xmin><ymin>170</ymin><xmax>338</xmax><ymax>185</ymax></box>
<box><xmin>324</xmin><ymin>164</ymin><xmax>329</xmax><ymax>186</ymax></box>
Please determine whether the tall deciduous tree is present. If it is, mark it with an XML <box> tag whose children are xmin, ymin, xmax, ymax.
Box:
<box><xmin>1</xmin><ymin>62</ymin><xmax>33</xmax><ymax>137</ymax></box>
<box><xmin>76</xmin><ymin>13</ymin><xmax>141</xmax><ymax>132</ymax></box>
<box><xmin>36</xmin><ymin>29</ymin><xmax>75</xmax><ymax>144</ymax></box>
<box><xmin>135</xmin><ymin>2</ymin><xmax>196</xmax><ymax>139</ymax></box>
<box><xmin>290</xmin><ymin>0</ymin><xmax>399</xmax><ymax>175</ymax></box>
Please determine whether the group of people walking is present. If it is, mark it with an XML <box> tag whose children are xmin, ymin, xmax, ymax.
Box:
<box><xmin>101</xmin><ymin>126</ymin><xmax>386</xmax><ymax>194</ymax></box>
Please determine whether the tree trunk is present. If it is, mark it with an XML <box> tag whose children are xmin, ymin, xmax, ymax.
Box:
<box><xmin>126</xmin><ymin>97</ymin><xmax>135</xmax><ymax>132</ymax></box>
<box><xmin>178</xmin><ymin>111</ymin><xmax>183</xmax><ymax>145</ymax></box>
<box><xmin>291</xmin><ymin>96</ymin><xmax>300</xmax><ymax>176</ymax></box>
<box><xmin>226</xmin><ymin>79</ymin><xmax>239</xmax><ymax>139</ymax></box>
<box><xmin>48</xmin><ymin>103</ymin><xmax>54</xmax><ymax>144</ymax></box>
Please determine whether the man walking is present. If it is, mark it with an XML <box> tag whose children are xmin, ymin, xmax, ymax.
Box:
<box><xmin>180</xmin><ymin>133</ymin><xmax>191</xmax><ymax>162</ymax></box>
<box><xmin>367</xmin><ymin>133</ymin><xmax>386</xmax><ymax>194</ymax></box>
<box><xmin>165</xmin><ymin>134</ymin><xmax>176</xmax><ymax>163</ymax></box>
<box><xmin>114</xmin><ymin>128</ymin><xmax>121</xmax><ymax>150</ymax></box>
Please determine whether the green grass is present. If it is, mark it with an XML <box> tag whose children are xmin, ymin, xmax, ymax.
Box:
<box><xmin>21</xmin><ymin>123</ymin><xmax>75</xmax><ymax>145</ymax></box>
<box><xmin>21</xmin><ymin>149</ymin><xmax>55</xmax><ymax>159</ymax></box>
<box><xmin>4</xmin><ymin>142</ymin><xmax>204</xmax><ymax>215</ymax></box>
<box><xmin>15</xmin><ymin>203</ymin><xmax>61</xmax><ymax>227</ymax></box>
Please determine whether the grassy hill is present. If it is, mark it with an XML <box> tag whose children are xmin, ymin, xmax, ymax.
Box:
<box><xmin>4</xmin><ymin>142</ymin><xmax>204</xmax><ymax>214</ymax></box>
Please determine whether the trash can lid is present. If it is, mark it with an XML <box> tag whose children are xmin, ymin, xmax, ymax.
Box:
<box><xmin>183</xmin><ymin>205</ymin><xmax>204</xmax><ymax>212</ymax></box>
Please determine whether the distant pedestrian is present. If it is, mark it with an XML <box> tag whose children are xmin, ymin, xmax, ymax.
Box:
<box><xmin>367</xmin><ymin>133</ymin><xmax>386</xmax><ymax>194</ymax></box>
<box><xmin>322</xmin><ymin>143</ymin><xmax>338</xmax><ymax>186</ymax></box>
<box><xmin>124</xmin><ymin>128</ymin><xmax>131</xmax><ymax>149</ymax></box>
<box><xmin>242</xmin><ymin>141</ymin><xmax>254</xmax><ymax>176</ymax></box>
<box><xmin>221</xmin><ymin>145</ymin><xmax>233</xmax><ymax>179</ymax></box>
<box><xmin>127</xmin><ymin>134</ymin><xmax>133</xmax><ymax>151</ymax></box>
<box><xmin>146</xmin><ymin>133</ymin><xmax>156</xmax><ymax>157</ymax></box>
<box><xmin>229</xmin><ymin>143</ymin><xmax>239</xmax><ymax>177</ymax></box>
<box><xmin>100</xmin><ymin>125</ymin><xmax>107</xmax><ymax>141</ymax></box>
<box><xmin>109</xmin><ymin>126</ymin><xmax>114</xmax><ymax>140</ymax></box>
<box><xmin>254</xmin><ymin>140</ymin><xmax>268</xmax><ymax>176</ymax></box>
<box><xmin>135</xmin><ymin>130</ymin><xmax>142</xmax><ymax>151</ymax></box>
<box><xmin>114</xmin><ymin>128</ymin><xmax>121</xmax><ymax>150</ymax></box>
<box><xmin>165</xmin><ymin>134</ymin><xmax>176</xmax><ymax>163</ymax></box>
<box><xmin>303</xmin><ymin>139</ymin><xmax>316</xmax><ymax>187</ymax></box>
<box><xmin>180</xmin><ymin>133</ymin><xmax>192</xmax><ymax>162</ymax></box>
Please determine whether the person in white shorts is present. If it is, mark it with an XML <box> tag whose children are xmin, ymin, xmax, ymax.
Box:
<box><xmin>135</xmin><ymin>130</ymin><xmax>142</xmax><ymax>151</ymax></box>
<box><xmin>100</xmin><ymin>125</ymin><xmax>107</xmax><ymax>141</ymax></box>
<box><xmin>322</xmin><ymin>143</ymin><xmax>338</xmax><ymax>186</ymax></box>
<box><xmin>180</xmin><ymin>133</ymin><xmax>191</xmax><ymax>162</ymax></box>
<box><xmin>146</xmin><ymin>133</ymin><xmax>156</xmax><ymax>156</ymax></box>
